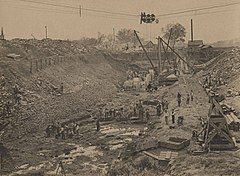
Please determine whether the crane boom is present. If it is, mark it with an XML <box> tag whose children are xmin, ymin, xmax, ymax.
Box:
<box><xmin>160</xmin><ymin>37</ymin><xmax>195</xmax><ymax>72</ymax></box>
<box><xmin>134</xmin><ymin>30</ymin><xmax>158</xmax><ymax>75</ymax></box>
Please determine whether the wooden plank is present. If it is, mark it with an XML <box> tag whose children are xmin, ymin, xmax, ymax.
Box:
<box><xmin>165</xmin><ymin>151</ymin><xmax>171</xmax><ymax>159</ymax></box>
<box><xmin>143</xmin><ymin>151</ymin><xmax>169</xmax><ymax>161</ymax></box>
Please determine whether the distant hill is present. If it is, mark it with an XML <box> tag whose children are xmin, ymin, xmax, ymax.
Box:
<box><xmin>211</xmin><ymin>38</ymin><xmax>240</xmax><ymax>47</ymax></box>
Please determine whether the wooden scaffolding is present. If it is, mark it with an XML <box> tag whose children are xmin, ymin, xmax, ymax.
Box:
<box><xmin>204</xmin><ymin>98</ymin><xmax>237</xmax><ymax>150</ymax></box>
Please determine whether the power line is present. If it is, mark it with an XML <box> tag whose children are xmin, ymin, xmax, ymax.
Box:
<box><xmin>3</xmin><ymin>2</ymin><xmax>138</xmax><ymax>21</ymax></box>
<box><xmin>160</xmin><ymin>8</ymin><xmax>239</xmax><ymax>20</ymax></box>
<box><xmin>4</xmin><ymin>3</ymin><xmax>77</xmax><ymax>14</ymax></box>
<box><xmin>156</xmin><ymin>1</ymin><xmax>240</xmax><ymax>17</ymax></box>
<box><xmin>18</xmin><ymin>0</ymin><xmax>138</xmax><ymax>17</ymax></box>
<box><xmin>5</xmin><ymin>0</ymin><xmax>239</xmax><ymax>21</ymax></box>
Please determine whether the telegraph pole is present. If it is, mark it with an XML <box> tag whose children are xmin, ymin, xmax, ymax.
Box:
<box><xmin>45</xmin><ymin>26</ymin><xmax>48</xmax><ymax>39</ymax></box>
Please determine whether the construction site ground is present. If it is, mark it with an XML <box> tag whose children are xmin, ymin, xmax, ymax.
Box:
<box><xmin>1</xmin><ymin>40</ymin><xmax>240</xmax><ymax>176</ymax></box>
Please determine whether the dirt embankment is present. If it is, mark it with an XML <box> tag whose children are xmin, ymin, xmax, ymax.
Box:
<box><xmin>0</xmin><ymin>39</ymin><xmax>134</xmax><ymax>142</ymax></box>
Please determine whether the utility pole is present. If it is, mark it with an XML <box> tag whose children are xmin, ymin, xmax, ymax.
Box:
<box><xmin>79</xmin><ymin>5</ymin><xmax>82</xmax><ymax>17</ymax></box>
<box><xmin>191</xmin><ymin>19</ymin><xmax>193</xmax><ymax>41</ymax></box>
<box><xmin>45</xmin><ymin>26</ymin><xmax>48</xmax><ymax>39</ymax></box>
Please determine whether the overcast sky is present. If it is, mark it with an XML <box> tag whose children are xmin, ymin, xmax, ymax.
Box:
<box><xmin>0</xmin><ymin>0</ymin><xmax>239</xmax><ymax>43</ymax></box>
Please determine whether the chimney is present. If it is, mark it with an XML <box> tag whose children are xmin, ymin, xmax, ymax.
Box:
<box><xmin>191</xmin><ymin>19</ymin><xmax>193</xmax><ymax>42</ymax></box>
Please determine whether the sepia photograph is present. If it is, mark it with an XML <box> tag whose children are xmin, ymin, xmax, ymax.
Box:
<box><xmin>0</xmin><ymin>0</ymin><xmax>240</xmax><ymax>175</ymax></box>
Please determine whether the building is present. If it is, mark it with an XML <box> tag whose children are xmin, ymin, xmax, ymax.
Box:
<box><xmin>188</xmin><ymin>40</ymin><xmax>203</xmax><ymax>48</ymax></box>
<box><xmin>140</xmin><ymin>41</ymin><xmax>156</xmax><ymax>51</ymax></box>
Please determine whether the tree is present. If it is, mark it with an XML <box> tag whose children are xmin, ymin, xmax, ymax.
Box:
<box><xmin>116</xmin><ymin>28</ymin><xmax>135</xmax><ymax>44</ymax></box>
<box><xmin>162</xmin><ymin>23</ymin><xmax>186</xmax><ymax>49</ymax></box>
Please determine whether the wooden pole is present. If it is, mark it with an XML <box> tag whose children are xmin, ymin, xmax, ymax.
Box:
<box><xmin>45</xmin><ymin>26</ymin><xmax>48</xmax><ymax>39</ymax></box>
<box><xmin>157</xmin><ymin>37</ymin><xmax>162</xmax><ymax>75</ymax></box>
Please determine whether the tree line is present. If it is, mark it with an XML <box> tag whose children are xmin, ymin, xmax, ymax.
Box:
<box><xmin>76</xmin><ymin>23</ymin><xmax>186</xmax><ymax>50</ymax></box>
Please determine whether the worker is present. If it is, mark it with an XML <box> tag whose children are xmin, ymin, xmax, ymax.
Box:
<box><xmin>96</xmin><ymin>118</ymin><xmax>100</xmax><ymax>132</ymax></box>
<box><xmin>165</xmin><ymin>100</ymin><xmax>169</xmax><ymax>110</ymax></box>
<box><xmin>73</xmin><ymin>123</ymin><xmax>79</xmax><ymax>134</ymax></box>
<box><xmin>16</xmin><ymin>94</ymin><xmax>21</xmax><ymax>104</ymax></box>
<box><xmin>163</xmin><ymin>109</ymin><xmax>169</xmax><ymax>125</ymax></box>
<box><xmin>190</xmin><ymin>90</ymin><xmax>194</xmax><ymax>101</ymax></box>
<box><xmin>177</xmin><ymin>92</ymin><xmax>182</xmax><ymax>107</ymax></box>
<box><xmin>13</xmin><ymin>84</ymin><xmax>19</xmax><ymax>99</ymax></box>
<box><xmin>99</xmin><ymin>108</ymin><xmax>103</xmax><ymax>119</ymax></box>
<box><xmin>139</xmin><ymin>104</ymin><xmax>144</xmax><ymax>122</ymax></box>
<box><xmin>145</xmin><ymin>109</ymin><xmax>150</xmax><ymax>122</ymax></box>
<box><xmin>46</xmin><ymin>125</ymin><xmax>51</xmax><ymax>137</ymax></box>
<box><xmin>55</xmin><ymin>122</ymin><xmax>61</xmax><ymax>139</ymax></box>
<box><xmin>112</xmin><ymin>108</ymin><xmax>116</xmax><ymax>118</ymax></box>
<box><xmin>68</xmin><ymin>130</ymin><xmax>74</xmax><ymax>139</ymax></box>
<box><xmin>156</xmin><ymin>103</ymin><xmax>162</xmax><ymax>116</ymax></box>
<box><xmin>60</xmin><ymin>83</ymin><xmax>63</xmax><ymax>94</ymax></box>
<box><xmin>104</xmin><ymin>108</ymin><xmax>108</xmax><ymax>119</ymax></box>
<box><xmin>177</xmin><ymin>116</ymin><xmax>184</xmax><ymax>126</ymax></box>
<box><xmin>60</xmin><ymin>125</ymin><xmax>65</xmax><ymax>139</ymax></box>
<box><xmin>133</xmin><ymin>106</ymin><xmax>137</xmax><ymax>116</ymax></box>
<box><xmin>186</xmin><ymin>93</ymin><xmax>190</xmax><ymax>104</ymax></box>
<box><xmin>171</xmin><ymin>109</ymin><xmax>176</xmax><ymax>124</ymax></box>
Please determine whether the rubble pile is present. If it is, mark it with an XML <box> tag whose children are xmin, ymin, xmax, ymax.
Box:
<box><xmin>209</xmin><ymin>48</ymin><xmax>240</xmax><ymax>83</ymax></box>
<box><xmin>1</xmin><ymin>38</ymin><xmax>87</xmax><ymax>58</ymax></box>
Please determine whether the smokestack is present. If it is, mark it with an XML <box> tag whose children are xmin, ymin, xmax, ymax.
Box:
<box><xmin>191</xmin><ymin>19</ymin><xmax>193</xmax><ymax>41</ymax></box>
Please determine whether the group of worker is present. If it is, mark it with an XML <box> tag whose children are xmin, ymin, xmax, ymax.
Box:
<box><xmin>98</xmin><ymin>102</ymin><xmax>152</xmax><ymax>122</ymax></box>
<box><xmin>177</xmin><ymin>90</ymin><xmax>194</xmax><ymax>107</ymax></box>
<box><xmin>45</xmin><ymin>122</ymin><xmax>80</xmax><ymax>139</ymax></box>
<box><xmin>161</xmin><ymin>91</ymin><xmax>195</xmax><ymax>126</ymax></box>
<box><xmin>163</xmin><ymin>108</ymin><xmax>184</xmax><ymax>126</ymax></box>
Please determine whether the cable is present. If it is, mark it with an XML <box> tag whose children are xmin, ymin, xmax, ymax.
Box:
<box><xmin>156</xmin><ymin>1</ymin><xmax>240</xmax><ymax>17</ymax></box>
<box><xmin>18</xmin><ymin>0</ymin><xmax>138</xmax><ymax>17</ymax></box>
<box><xmin>160</xmin><ymin>8</ymin><xmax>239</xmax><ymax>20</ymax></box>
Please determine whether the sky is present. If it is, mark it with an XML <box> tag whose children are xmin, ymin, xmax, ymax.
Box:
<box><xmin>0</xmin><ymin>0</ymin><xmax>240</xmax><ymax>43</ymax></box>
